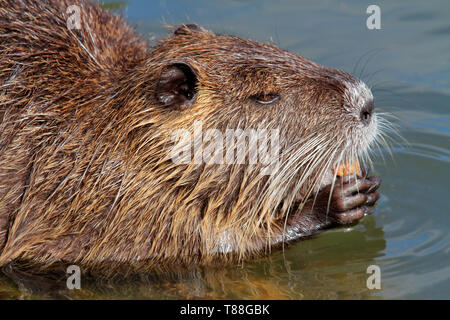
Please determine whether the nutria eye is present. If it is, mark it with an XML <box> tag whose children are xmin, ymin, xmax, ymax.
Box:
<box><xmin>252</xmin><ymin>93</ymin><xmax>279</xmax><ymax>104</ymax></box>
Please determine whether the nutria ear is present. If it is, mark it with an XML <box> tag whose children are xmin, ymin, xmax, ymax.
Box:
<box><xmin>173</xmin><ymin>24</ymin><xmax>205</xmax><ymax>36</ymax></box>
<box><xmin>155</xmin><ymin>63</ymin><xmax>198</xmax><ymax>109</ymax></box>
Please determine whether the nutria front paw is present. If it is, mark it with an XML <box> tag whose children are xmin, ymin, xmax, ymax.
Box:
<box><xmin>318</xmin><ymin>174</ymin><xmax>381</xmax><ymax>225</ymax></box>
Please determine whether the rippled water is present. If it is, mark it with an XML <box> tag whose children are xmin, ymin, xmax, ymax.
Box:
<box><xmin>1</xmin><ymin>0</ymin><xmax>449</xmax><ymax>299</ymax></box>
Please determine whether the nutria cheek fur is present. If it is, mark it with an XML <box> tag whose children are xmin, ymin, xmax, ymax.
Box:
<box><xmin>0</xmin><ymin>0</ymin><xmax>383</xmax><ymax>271</ymax></box>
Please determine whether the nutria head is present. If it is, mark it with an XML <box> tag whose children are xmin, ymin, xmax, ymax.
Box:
<box><xmin>0</xmin><ymin>1</ymin><xmax>386</xmax><ymax>272</ymax></box>
<box><xmin>115</xmin><ymin>24</ymin><xmax>382</xmax><ymax>260</ymax></box>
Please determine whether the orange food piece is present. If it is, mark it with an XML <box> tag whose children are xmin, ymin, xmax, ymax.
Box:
<box><xmin>334</xmin><ymin>159</ymin><xmax>361</xmax><ymax>177</ymax></box>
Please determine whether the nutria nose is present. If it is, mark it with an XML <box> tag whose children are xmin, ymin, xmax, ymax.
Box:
<box><xmin>360</xmin><ymin>100</ymin><xmax>374</xmax><ymax>125</ymax></box>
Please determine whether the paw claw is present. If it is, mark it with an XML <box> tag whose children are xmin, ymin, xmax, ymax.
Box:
<box><xmin>364</xmin><ymin>191</ymin><xmax>380</xmax><ymax>206</ymax></box>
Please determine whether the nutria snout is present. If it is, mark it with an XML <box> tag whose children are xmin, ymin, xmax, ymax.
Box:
<box><xmin>0</xmin><ymin>0</ymin><xmax>386</xmax><ymax>272</ymax></box>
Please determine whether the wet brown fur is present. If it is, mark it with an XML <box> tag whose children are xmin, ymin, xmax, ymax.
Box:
<box><xmin>0</xmin><ymin>0</ymin><xmax>381</xmax><ymax>272</ymax></box>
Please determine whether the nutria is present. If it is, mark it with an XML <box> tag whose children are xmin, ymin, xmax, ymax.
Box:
<box><xmin>0</xmin><ymin>0</ymin><xmax>386</xmax><ymax>272</ymax></box>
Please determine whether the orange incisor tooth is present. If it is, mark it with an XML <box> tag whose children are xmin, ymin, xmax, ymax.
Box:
<box><xmin>334</xmin><ymin>159</ymin><xmax>361</xmax><ymax>177</ymax></box>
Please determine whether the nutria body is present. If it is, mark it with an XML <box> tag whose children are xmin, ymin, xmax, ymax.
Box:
<box><xmin>0</xmin><ymin>0</ymin><xmax>383</xmax><ymax>272</ymax></box>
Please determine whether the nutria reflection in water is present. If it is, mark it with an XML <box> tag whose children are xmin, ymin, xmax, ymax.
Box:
<box><xmin>0</xmin><ymin>0</ymin><xmax>392</xmax><ymax>277</ymax></box>
<box><xmin>1</xmin><ymin>217</ymin><xmax>386</xmax><ymax>299</ymax></box>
